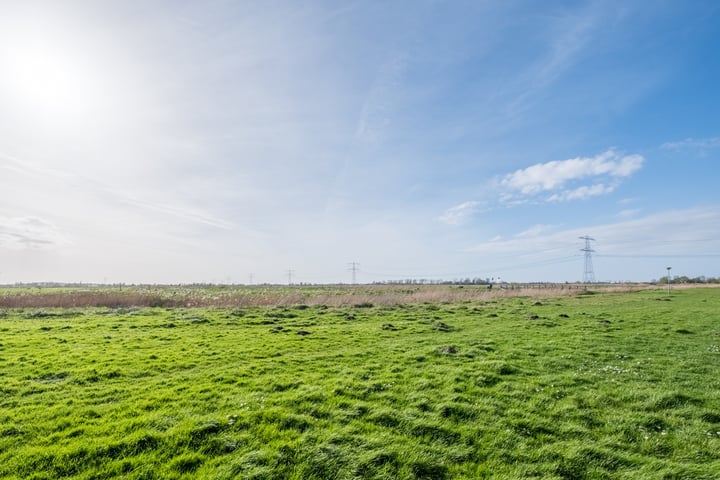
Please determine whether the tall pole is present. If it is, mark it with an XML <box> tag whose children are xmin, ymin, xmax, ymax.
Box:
<box><xmin>666</xmin><ymin>266</ymin><xmax>672</xmax><ymax>296</ymax></box>
<box><xmin>287</xmin><ymin>269</ymin><xmax>294</xmax><ymax>285</ymax></box>
<box><xmin>579</xmin><ymin>236</ymin><xmax>596</xmax><ymax>283</ymax></box>
<box><xmin>348</xmin><ymin>262</ymin><xmax>360</xmax><ymax>284</ymax></box>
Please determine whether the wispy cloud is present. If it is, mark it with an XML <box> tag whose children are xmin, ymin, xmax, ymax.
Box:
<box><xmin>617</xmin><ymin>208</ymin><xmax>641</xmax><ymax>218</ymax></box>
<box><xmin>438</xmin><ymin>201</ymin><xmax>484</xmax><ymax>225</ymax></box>
<box><xmin>354</xmin><ymin>53</ymin><xmax>408</xmax><ymax>145</ymax></box>
<box><xmin>0</xmin><ymin>152</ymin><xmax>234</xmax><ymax>230</ymax></box>
<box><xmin>661</xmin><ymin>137</ymin><xmax>720</xmax><ymax>150</ymax></box>
<box><xmin>0</xmin><ymin>152</ymin><xmax>75</xmax><ymax>181</ymax></box>
<box><xmin>516</xmin><ymin>224</ymin><xmax>558</xmax><ymax>238</ymax></box>
<box><xmin>493</xmin><ymin>2</ymin><xmax>623</xmax><ymax>127</ymax></box>
<box><xmin>504</xmin><ymin>9</ymin><xmax>597</xmax><ymax>116</ymax></box>
<box><xmin>500</xmin><ymin>150</ymin><xmax>643</xmax><ymax>202</ymax></box>
<box><xmin>467</xmin><ymin>206</ymin><xmax>720</xmax><ymax>257</ymax></box>
<box><xmin>0</xmin><ymin>216</ymin><xmax>70</xmax><ymax>249</ymax></box>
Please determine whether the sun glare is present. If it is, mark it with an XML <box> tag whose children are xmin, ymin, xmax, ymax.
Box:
<box><xmin>4</xmin><ymin>37</ymin><xmax>104</xmax><ymax>125</ymax></box>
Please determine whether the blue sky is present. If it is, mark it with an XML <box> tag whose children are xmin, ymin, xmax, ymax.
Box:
<box><xmin>1</xmin><ymin>0</ymin><xmax>719</xmax><ymax>284</ymax></box>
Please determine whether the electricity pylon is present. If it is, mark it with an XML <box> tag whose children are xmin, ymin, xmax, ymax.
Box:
<box><xmin>579</xmin><ymin>236</ymin><xmax>596</xmax><ymax>283</ymax></box>
<box><xmin>348</xmin><ymin>262</ymin><xmax>360</xmax><ymax>284</ymax></box>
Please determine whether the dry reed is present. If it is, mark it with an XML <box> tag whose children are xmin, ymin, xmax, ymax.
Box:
<box><xmin>0</xmin><ymin>283</ymin><xmax>671</xmax><ymax>309</ymax></box>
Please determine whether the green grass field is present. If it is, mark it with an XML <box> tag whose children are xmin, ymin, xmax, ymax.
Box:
<box><xmin>1</xmin><ymin>287</ymin><xmax>719</xmax><ymax>479</ymax></box>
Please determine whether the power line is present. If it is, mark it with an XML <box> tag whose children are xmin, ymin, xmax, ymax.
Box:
<box><xmin>491</xmin><ymin>255</ymin><xmax>579</xmax><ymax>271</ymax></box>
<box><xmin>579</xmin><ymin>236</ymin><xmax>596</xmax><ymax>283</ymax></box>
<box><xmin>361</xmin><ymin>256</ymin><xmax>580</xmax><ymax>279</ymax></box>
<box><xmin>286</xmin><ymin>269</ymin><xmax>294</xmax><ymax>285</ymax></box>
<box><xmin>361</xmin><ymin>270</ymin><xmax>485</xmax><ymax>278</ymax></box>
<box><xmin>597</xmin><ymin>253</ymin><xmax>720</xmax><ymax>258</ymax></box>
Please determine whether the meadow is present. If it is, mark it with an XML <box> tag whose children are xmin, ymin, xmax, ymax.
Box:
<box><xmin>0</xmin><ymin>286</ymin><xmax>719</xmax><ymax>479</ymax></box>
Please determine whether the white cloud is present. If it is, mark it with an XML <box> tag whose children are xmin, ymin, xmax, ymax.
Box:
<box><xmin>438</xmin><ymin>201</ymin><xmax>483</xmax><ymax>225</ymax></box>
<box><xmin>441</xmin><ymin>150</ymin><xmax>642</xmax><ymax>224</ymax></box>
<box><xmin>0</xmin><ymin>216</ymin><xmax>70</xmax><ymax>249</ymax></box>
<box><xmin>548</xmin><ymin>183</ymin><xmax>615</xmax><ymax>202</ymax></box>
<box><xmin>497</xmin><ymin>150</ymin><xmax>642</xmax><ymax>205</ymax></box>
<box><xmin>501</xmin><ymin>150</ymin><xmax>642</xmax><ymax>195</ymax></box>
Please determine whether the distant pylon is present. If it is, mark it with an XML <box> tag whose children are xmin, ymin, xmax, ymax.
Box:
<box><xmin>579</xmin><ymin>236</ymin><xmax>596</xmax><ymax>283</ymax></box>
<box><xmin>348</xmin><ymin>262</ymin><xmax>360</xmax><ymax>284</ymax></box>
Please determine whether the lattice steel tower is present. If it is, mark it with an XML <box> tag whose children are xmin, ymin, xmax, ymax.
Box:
<box><xmin>579</xmin><ymin>236</ymin><xmax>596</xmax><ymax>283</ymax></box>
<box><xmin>348</xmin><ymin>262</ymin><xmax>360</xmax><ymax>285</ymax></box>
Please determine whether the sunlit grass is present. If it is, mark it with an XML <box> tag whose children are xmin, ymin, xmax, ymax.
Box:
<box><xmin>1</xmin><ymin>288</ymin><xmax>719</xmax><ymax>478</ymax></box>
